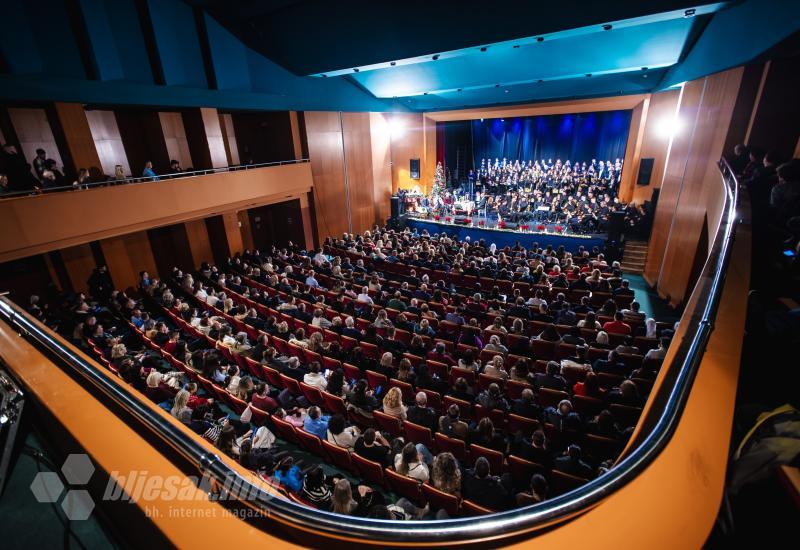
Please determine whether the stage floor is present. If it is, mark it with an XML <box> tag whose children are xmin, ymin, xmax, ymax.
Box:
<box><xmin>404</xmin><ymin>215</ymin><xmax>607</xmax><ymax>252</ymax></box>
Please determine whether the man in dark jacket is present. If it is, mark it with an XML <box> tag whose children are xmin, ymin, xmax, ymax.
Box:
<box><xmin>462</xmin><ymin>457</ymin><xmax>512</xmax><ymax>510</ymax></box>
<box><xmin>406</xmin><ymin>392</ymin><xmax>438</xmax><ymax>433</ymax></box>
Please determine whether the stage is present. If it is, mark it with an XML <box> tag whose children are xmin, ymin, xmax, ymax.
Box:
<box><xmin>403</xmin><ymin>215</ymin><xmax>607</xmax><ymax>252</ymax></box>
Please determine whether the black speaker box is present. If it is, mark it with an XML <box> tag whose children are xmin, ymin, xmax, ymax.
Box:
<box><xmin>637</xmin><ymin>158</ymin><xmax>655</xmax><ymax>185</ymax></box>
<box><xmin>390</xmin><ymin>196</ymin><xmax>400</xmax><ymax>218</ymax></box>
<box><xmin>607</xmin><ymin>211</ymin><xmax>626</xmax><ymax>242</ymax></box>
<box><xmin>410</xmin><ymin>158</ymin><xmax>421</xmax><ymax>180</ymax></box>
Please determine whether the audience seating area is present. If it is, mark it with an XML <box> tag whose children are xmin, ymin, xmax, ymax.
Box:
<box><xmin>66</xmin><ymin>227</ymin><xmax>675</xmax><ymax>519</ymax></box>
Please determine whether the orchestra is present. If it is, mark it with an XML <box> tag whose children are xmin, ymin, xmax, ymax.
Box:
<box><xmin>401</xmin><ymin>158</ymin><xmax>647</xmax><ymax>235</ymax></box>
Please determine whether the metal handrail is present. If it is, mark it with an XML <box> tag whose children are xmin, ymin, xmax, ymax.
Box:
<box><xmin>0</xmin><ymin>158</ymin><xmax>741</xmax><ymax>543</ymax></box>
<box><xmin>0</xmin><ymin>159</ymin><xmax>310</xmax><ymax>199</ymax></box>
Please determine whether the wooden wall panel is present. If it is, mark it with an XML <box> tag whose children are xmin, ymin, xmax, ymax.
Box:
<box><xmin>115</xmin><ymin>109</ymin><xmax>171</xmax><ymax>176</ymax></box>
<box><xmin>237</xmin><ymin>210</ymin><xmax>254</xmax><ymax>251</ymax></box>
<box><xmin>100</xmin><ymin>231</ymin><xmax>158</xmax><ymax>291</ymax></box>
<box><xmin>148</xmin><ymin>224</ymin><xmax>195</xmax><ymax>276</ymax></box>
<box><xmin>222</xmin><ymin>211</ymin><xmax>244</xmax><ymax>256</ymax></box>
<box><xmin>343</xmin><ymin>112</ymin><xmax>376</xmax><ymax>234</ymax></box>
<box><xmin>184</xmin><ymin>219</ymin><xmax>214</xmax><ymax>267</ymax></box>
<box><xmin>389</xmin><ymin>113</ymin><xmax>425</xmax><ymax>193</ymax></box>
<box><xmin>633</xmin><ymin>89</ymin><xmax>681</xmax><ymax>205</ymax></box>
<box><xmin>745</xmin><ymin>55</ymin><xmax>800</xmax><ymax>161</ymax></box>
<box><xmin>304</xmin><ymin>111</ymin><xmax>349</xmax><ymax>239</ymax></box>
<box><xmin>200</xmin><ymin>108</ymin><xmax>228</xmax><ymax>168</ymax></box>
<box><xmin>85</xmin><ymin>109</ymin><xmax>131</xmax><ymax>177</ymax></box>
<box><xmin>205</xmin><ymin>215</ymin><xmax>231</xmax><ymax>265</ymax></box>
<box><xmin>52</xmin><ymin>103</ymin><xmax>103</xmax><ymax>180</ymax></box>
<box><xmin>644</xmin><ymin>68</ymin><xmax>744</xmax><ymax>306</ymax></box>
<box><xmin>7</xmin><ymin>107</ymin><xmax>65</xmax><ymax>179</ymax></box>
<box><xmin>644</xmin><ymin>80</ymin><xmax>703</xmax><ymax>287</ymax></box>
<box><xmin>159</xmin><ymin>112</ymin><xmax>193</xmax><ymax>170</ymax></box>
<box><xmin>422</xmin><ymin>115</ymin><xmax>438</xmax><ymax>195</ymax></box>
<box><xmin>618</xmin><ymin>98</ymin><xmax>648</xmax><ymax>204</ymax></box>
<box><xmin>231</xmin><ymin>111</ymin><xmax>295</xmax><ymax>164</ymax></box>
<box><xmin>60</xmin><ymin>243</ymin><xmax>96</xmax><ymax>293</ymax></box>
<box><xmin>370</xmin><ymin>112</ymin><xmax>392</xmax><ymax>225</ymax></box>
<box><xmin>289</xmin><ymin>111</ymin><xmax>303</xmax><ymax>161</ymax></box>
<box><xmin>219</xmin><ymin>113</ymin><xmax>239</xmax><ymax>165</ymax></box>
<box><xmin>657</xmin><ymin>68</ymin><xmax>743</xmax><ymax>305</ymax></box>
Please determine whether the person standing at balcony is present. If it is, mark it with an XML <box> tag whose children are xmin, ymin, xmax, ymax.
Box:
<box><xmin>142</xmin><ymin>160</ymin><xmax>159</xmax><ymax>181</ymax></box>
<box><xmin>32</xmin><ymin>148</ymin><xmax>47</xmax><ymax>181</ymax></box>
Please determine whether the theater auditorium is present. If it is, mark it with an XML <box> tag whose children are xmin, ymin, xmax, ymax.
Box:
<box><xmin>0</xmin><ymin>1</ymin><xmax>798</xmax><ymax>548</ymax></box>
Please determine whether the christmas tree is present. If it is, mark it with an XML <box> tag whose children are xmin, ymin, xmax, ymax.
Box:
<box><xmin>431</xmin><ymin>162</ymin><xmax>445</xmax><ymax>197</ymax></box>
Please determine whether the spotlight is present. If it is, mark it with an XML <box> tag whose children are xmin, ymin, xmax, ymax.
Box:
<box><xmin>457</xmin><ymin>88</ymin><xmax>462</xmax><ymax>92</ymax></box>
<box><xmin>603</xmin><ymin>24</ymin><xmax>612</xmax><ymax>31</ymax></box>
<box><xmin>321</xmin><ymin>74</ymin><xmax>327</xmax><ymax>78</ymax></box>
<box><xmin>684</xmin><ymin>8</ymin><xmax>696</xmax><ymax>17</ymax></box>
<box><xmin>432</xmin><ymin>54</ymin><xmax>440</xmax><ymax>60</ymax></box>
<box><xmin>390</xmin><ymin>61</ymin><xmax>396</xmax><ymax>66</ymax></box>
<box><xmin>505</xmin><ymin>89</ymin><xmax>510</xmax><ymax>93</ymax></box>
<box><xmin>353</xmin><ymin>68</ymin><xmax>359</xmax><ymax>73</ymax></box>
<box><xmin>538</xmin><ymin>79</ymin><xmax>544</xmax><ymax>83</ymax></box>
<box><xmin>585</xmin><ymin>73</ymin><xmax>592</xmax><ymax>77</ymax></box>
<box><xmin>656</xmin><ymin>116</ymin><xmax>683</xmax><ymax>139</ymax></box>
<box><xmin>495</xmin><ymin>83</ymin><xmax>500</xmax><ymax>87</ymax></box>
<box><xmin>536</xmin><ymin>37</ymin><xmax>544</xmax><ymax>42</ymax></box>
<box><xmin>480</xmin><ymin>47</ymin><xmax>488</xmax><ymax>52</ymax></box>
<box><xmin>480</xmin><ymin>118</ymin><xmax>484</xmax><ymax>122</ymax></box>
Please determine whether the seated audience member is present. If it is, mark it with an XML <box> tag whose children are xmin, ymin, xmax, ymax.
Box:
<box><xmin>457</xmin><ymin>349</ymin><xmax>481</xmax><ymax>371</ymax></box>
<box><xmin>516</xmin><ymin>473</ymin><xmax>549</xmax><ymax>506</ymax></box>
<box><xmin>536</xmin><ymin>324</ymin><xmax>561</xmax><ymax>342</ymax></box>
<box><xmin>534</xmin><ymin>361</ymin><xmax>568</xmax><ymax>391</ymax></box>
<box><xmin>605</xmin><ymin>379</ymin><xmax>643</xmax><ymax>407</ymax></box>
<box><xmin>483</xmin><ymin>334</ymin><xmax>509</xmax><ymax>355</ymax></box>
<box><xmin>615</xmin><ymin>335</ymin><xmax>641</xmax><ymax>355</ymax></box>
<box><xmin>382</xmin><ymin>387</ymin><xmax>407</xmax><ymax>420</ymax></box>
<box><xmin>554</xmin><ymin>444</ymin><xmax>595</xmax><ymax>480</ymax></box>
<box><xmin>621</xmin><ymin>301</ymin><xmax>646</xmax><ymax>324</ymax></box>
<box><xmin>476</xmin><ymin>383</ymin><xmax>510</xmax><ymax>413</ymax></box>
<box><xmin>512</xmin><ymin>388</ymin><xmax>541</xmax><ymax>419</ymax></box>
<box><xmin>303</xmin><ymin>406</ymin><xmax>330</xmax><ymax>439</ymax></box>
<box><xmin>543</xmin><ymin>399</ymin><xmax>582</xmax><ymax>431</ymax></box>
<box><xmin>406</xmin><ymin>392</ymin><xmax>438</xmax><ymax>433</ymax></box>
<box><xmin>603</xmin><ymin>312</ymin><xmax>632</xmax><ymax>335</ymax></box>
<box><xmin>593</xmin><ymin>350</ymin><xmax>627</xmax><ymax>376</ymax></box>
<box><xmin>394</xmin><ymin>442</ymin><xmax>430</xmax><ymax>482</ymax></box>
<box><xmin>427</xmin><ymin>342</ymin><xmax>456</xmax><ymax>366</ymax></box>
<box><xmin>462</xmin><ymin>457</ymin><xmax>511</xmax><ymax>511</ymax></box>
<box><xmin>332</xmin><ymin>478</ymin><xmax>380</xmax><ymax>517</ymax></box>
<box><xmin>512</xmin><ymin>429</ymin><xmax>552</xmax><ymax>467</ymax></box>
<box><xmin>644</xmin><ymin>337</ymin><xmax>670</xmax><ymax>363</ymax></box>
<box><xmin>354</xmin><ymin>428</ymin><xmax>392</xmax><ymax>466</ymax></box>
<box><xmin>431</xmin><ymin>452</ymin><xmax>462</xmax><ymax>497</ymax></box>
<box><xmin>303</xmin><ymin>361</ymin><xmax>328</xmax><ymax>391</ymax></box>
<box><xmin>301</xmin><ymin>466</ymin><xmax>333</xmax><ymax>510</ymax></box>
<box><xmin>273</xmin><ymin>456</ymin><xmax>304</xmax><ymax>492</ymax></box>
<box><xmin>326</xmin><ymin>414</ymin><xmax>360</xmax><ymax>449</ymax></box>
<box><xmin>438</xmin><ymin>404</ymin><xmax>469</xmax><ymax>440</ymax></box>
<box><xmin>573</xmin><ymin>371</ymin><xmax>602</xmax><ymax>399</ymax></box>
<box><xmin>469</xmin><ymin>417</ymin><xmax>506</xmax><ymax>452</ymax></box>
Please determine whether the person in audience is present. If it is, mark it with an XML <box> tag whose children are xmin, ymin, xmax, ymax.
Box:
<box><xmin>512</xmin><ymin>388</ymin><xmax>541</xmax><ymax>419</ymax></box>
<box><xmin>274</xmin><ymin>456</ymin><xmax>304</xmax><ymax>492</ymax></box>
<box><xmin>301</xmin><ymin>466</ymin><xmax>333</xmax><ymax>510</ymax></box>
<box><xmin>645</xmin><ymin>336</ymin><xmax>670</xmax><ymax>363</ymax></box>
<box><xmin>469</xmin><ymin>417</ymin><xmax>506</xmax><ymax>452</ymax></box>
<box><xmin>593</xmin><ymin>350</ymin><xmax>627</xmax><ymax>376</ymax></box>
<box><xmin>326</xmin><ymin>414</ymin><xmax>360</xmax><ymax>449</ymax></box>
<box><xmin>476</xmin><ymin>382</ymin><xmax>510</xmax><ymax>413</ymax></box>
<box><xmin>396</xmin><ymin>358</ymin><xmax>416</xmax><ymax>386</ymax></box>
<box><xmin>406</xmin><ymin>391</ymin><xmax>437</xmax><ymax>432</ymax></box>
<box><xmin>354</xmin><ymin>428</ymin><xmax>391</xmax><ymax>467</ymax></box>
<box><xmin>142</xmin><ymin>160</ymin><xmax>159</xmax><ymax>181</ymax></box>
<box><xmin>603</xmin><ymin>312</ymin><xmax>632</xmax><ymax>335</ymax></box>
<box><xmin>573</xmin><ymin>371</ymin><xmax>602</xmax><ymax>398</ymax></box>
<box><xmin>593</xmin><ymin>330</ymin><xmax>612</xmax><ymax>349</ymax></box>
<box><xmin>615</xmin><ymin>335</ymin><xmax>640</xmax><ymax>355</ymax></box>
<box><xmin>394</xmin><ymin>442</ymin><xmax>430</xmax><ymax>482</ymax></box>
<box><xmin>382</xmin><ymin>387</ymin><xmax>406</xmax><ymax>420</ymax></box>
<box><xmin>536</xmin><ymin>324</ymin><xmax>561</xmax><ymax>342</ymax></box>
<box><xmin>483</xmin><ymin>355</ymin><xmax>509</xmax><ymax>379</ymax></box>
<box><xmin>303</xmin><ymin>406</ymin><xmax>330</xmax><ymax>438</ymax></box>
<box><xmin>605</xmin><ymin>379</ymin><xmax>643</xmax><ymax>407</ymax></box>
<box><xmin>438</xmin><ymin>404</ymin><xmax>469</xmax><ymax>440</ymax></box>
<box><xmin>250</xmin><ymin>382</ymin><xmax>278</xmax><ymax>412</ymax></box>
<box><xmin>554</xmin><ymin>444</ymin><xmax>595</xmax><ymax>480</ymax></box>
<box><xmin>516</xmin><ymin>473</ymin><xmax>549</xmax><ymax>506</ymax></box>
<box><xmin>331</xmin><ymin>478</ymin><xmax>377</xmax><ymax>516</ymax></box>
<box><xmin>543</xmin><ymin>399</ymin><xmax>582</xmax><ymax>431</ymax></box>
<box><xmin>431</xmin><ymin>452</ymin><xmax>462</xmax><ymax>498</ymax></box>
<box><xmin>303</xmin><ymin>361</ymin><xmax>328</xmax><ymax>391</ymax></box>
<box><xmin>462</xmin><ymin>457</ymin><xmax>511</xmax><ymax>511</ymax></box>
<box><xmin>347</xmin><ymin>379</ymin><xmax>379</xmax><ymax>414</ymax></box>
<box><xmin>534</xmin><ymin>361</ymin><xmax>568</xmax><ymax>391</ymax></box>
<box><xmin>457</xmin><ymin>349</ymin><xmax>481</xmax><ymax>371</ymax></box>
<box><xmin>427</xmin><ymin>342</ymin><xmax>456</xmax><ymax>366</ymax></box>
<box><xmin>512</xmin><ymin>429</ymin><xmax>552</xmax><ymax>468</ymax></box>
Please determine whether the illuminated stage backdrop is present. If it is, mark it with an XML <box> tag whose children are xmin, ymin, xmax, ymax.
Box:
<box><xmin>442</xmin><ymin>110</ymin><xmax>632</xmax><ymax>173</ymax></box>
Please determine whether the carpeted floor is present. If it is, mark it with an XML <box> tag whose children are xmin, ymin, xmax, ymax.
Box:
<box><xmin>626</xmin><ymin>274</ymin><xmax>682</xmax><ymax>324</ymax></box>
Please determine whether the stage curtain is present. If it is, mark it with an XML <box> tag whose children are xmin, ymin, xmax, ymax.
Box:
<box><xmin>462</xmin><ymin>110</ymin><xmax>632</xmax><ymax>169</ymax></box>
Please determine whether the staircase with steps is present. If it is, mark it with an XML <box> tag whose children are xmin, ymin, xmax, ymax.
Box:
<box><xmin>620</xmin><ymin>240</ymin><xmax>649</xmax><ymax>274</ymax></box>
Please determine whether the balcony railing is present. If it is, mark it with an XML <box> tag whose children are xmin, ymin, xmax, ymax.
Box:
<box><xmin>0</xmin><ymin>158</ymin><xmax>743</xmax><ymax>543</ymax></box>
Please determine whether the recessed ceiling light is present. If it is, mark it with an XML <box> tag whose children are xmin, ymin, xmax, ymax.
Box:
<box><xmin>424</xmin><ymin>92</ymin><xmax>428</xmax><ymax>95</ymax></box>
<box><xmin>586</xmin><ymin>73</ymin><xmax>592</xmax><ymax>77</ymax></box>
<box><xmin>538</xmin><ymin>79</ymin><xmax>544</xmax><ymax>83</ymax></box>
<box><xmin>480</xmin><ymin>47</ymin><xmax>488</xmax><ymax>52</ymax></box>
<box><xmin>505</xmin><ymin>89</ymin><xmax>510</xmax><ymax>93</ymax></box>
<box><xmin>536</xmin><ymin>37</ymin><xmax>544</xmax><ymax>42</ymax></box>
<box><xmin>432</xmin><ymin>54</ymin><xmax>440</xmax><ymax>60</ymax></box>
<box><xmin>643</xmin><ymin>74</ymin><xmax>648</xmax><ymax>78</ymax></box>
<box><xmin>513</xmin><ymin>45</ymin><xmax>520</xmax><ymax>48</ymax></box>
<box><xmin>457</xmin><ymin>88</ymin><xmax>462</xmax><ymax>92</ymax></box>
<box><xmin>353</xmin><ymin>68</ymin><xmax>359</xmax><ymax>72</ymax></box>
<box><xmin>495</xmin><ymin>83</ymin><xmax>500</xmax><ymax>87</ymax></box>
<box><xmin>602</xmin><ymin>24</ymin><xmax>612</xmax><ymax>31</ymax></box>
<box><xmin>390</xmin><ymin>61</ymin><xmax>396</xmax><ymax>66</ymax></box>
<box><xmin>321</xmin><ymin>74</ymin><xmax>327</xmax><ymax>78</ymax></box>
<box><xmin>684</xmin><ymin>8</ymin><xmax>696</xmax><ymax>17</ymax></box>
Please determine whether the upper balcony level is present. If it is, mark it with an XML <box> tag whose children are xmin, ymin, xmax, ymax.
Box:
<box><xmin>0</xmin><ymin>160</ymin><xmax>313</xmax><ymax>263</ymax></box>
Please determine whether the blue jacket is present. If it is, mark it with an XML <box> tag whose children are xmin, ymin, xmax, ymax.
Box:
<box><xmin>303</xmin><ymin>415</ymin><xmax>330</xmax><ymax>439</ymax></box>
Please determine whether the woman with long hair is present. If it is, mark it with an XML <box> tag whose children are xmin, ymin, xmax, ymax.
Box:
<box><xmin>431</xmin><ymin>452</ymin><xmax>462</xmax><ymax>497</ymax></box>
<box><xmin>382</xmin><ymin>387</ymin><xmax>406</xmax><ymax>420</ymax></box>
